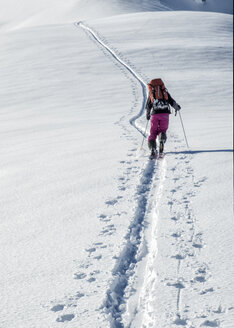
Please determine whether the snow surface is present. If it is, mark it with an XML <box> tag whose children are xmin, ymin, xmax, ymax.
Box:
<box><xmin>0</xmin><ymin>0</ymin><xmax>233</xmax><ymax>327</ymax></box>
<box><xmin>0</xmin><ymin>0</ymin><xmax>233</xmax><ymax>31</ymax></box>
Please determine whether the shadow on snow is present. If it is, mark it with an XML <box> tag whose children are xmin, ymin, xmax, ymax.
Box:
<box><xmin>166</xmin><ymin>149</ymin><xmax>233</xmax><ymax>155</ymax></box>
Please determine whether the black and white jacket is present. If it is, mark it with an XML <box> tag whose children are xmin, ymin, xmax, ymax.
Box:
<box><xmin>146</xmin><ymin>92</ymin><xmax>179</xmax><ymax>117</ymax></box>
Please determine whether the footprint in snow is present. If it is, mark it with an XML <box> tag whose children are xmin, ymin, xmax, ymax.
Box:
<box><xmin>200</xmin><ymin>287</ymin><xmax>214</xmax><ymax>295</ymax></box>
<box><xmin>197</xmin><ymin>266</ymin><xmax>208</xmax><ymax>274</ymax></box>
<box><xmin>85</xmin><ymin>247</ymin><xmax>96</xmax><ymax>254</ymax></box>
<box><xmin>195</xmin><ymin>276</ymin><xmax>206</xmax><ymax>283</ymax></box>
<box><xmin>186</xmin><ymin>190</ymin><xmax>195</xmax><ymax>197</ymax></box>
<box><xmin>93</xmin><ymin>242</ymin><xmax>103</xmax><ymax>246</ymax></box>
<box><xmin>87</xmin><ymin>270</ymin><xmax>100</xmax><ymax>282</ymax></box>
<box><xmin>201</xmin><ymin>319</ymin><xmax>220</xmax><ymax>327</ymax></box>
<box><xmin>192</xmin><ymin>265</ymin><xmax>209</xmax><ymax>283</ymax></box>
<box><xmin>105</xmin><ymin>199</ymin><xmax>118</xmax><ymax>206</ymax></box>
<box><xmin>75</xmin><ymin>291</ymin><xmax>85</xmax><ymax>299</ymax></box>
<box><xmin>99</xmin><ymin>215</ymin><xmax>111</xmax><ymax>223</ymax></box>
<box><xmin>100</xmin><ymin>224</ymin><xmax>116</xmax><ymax>236</ymax></box>
<box><xmin>171</xmin><ymin>231</ymin><xmax>182</xmax><ymax>238</ymax></box>
<box><xmin>99</xmin><ymin>214</ymin><xmax>107</xmax><ymax>220</ymax></box>
<box><xmin>94</xmin><ymin>254</ymin><xmax>102</xmax><ymax>260</ymax></box>
<box><xmin>56</xmin><ymin>314</ymin><xmax>75</xmax><ymax>322</ymax></box>
<box><xmin>172</xmin><ymin>254</ymin><xmax>186</xmax><ymax>260</ymax></box>
<box><xmin>51</xmin><ymin>304</ymin><xmax>65</xmax><ymax>312</ymax></box>
<box><xmin>193</xmin><ymin>242</ymin><xmax>204</xmax><ymax>249</ymax></box>
<box><xmin>87</xmin><ymin>277</ymin><xmax>96</xmax><ymax>282</ymax></box>
<box><xmin>74</xmin><ymin>272</ymin><xmax>87</xmax><ymax>280</ymax></box>
<box><xmin>67</xmin><ymin>291</ymin><xmax>85</xmax><ymax>303</ymax></box>
<box><xmin>193</xmin><ymin>233</ymin><xmax>204</xmax><ymax>249</ymax></box>
<box><xmin>171</xmin><ymin>216</ymin><xmax>179</xmax><ymax>222</ymax></box>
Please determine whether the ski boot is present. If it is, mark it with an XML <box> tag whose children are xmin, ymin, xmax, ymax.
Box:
<box><xmin>159</xmin><ymin>132</ymin><xmax>167</xmax><ymax>157</ymax></box>
<box><xmin>148</xmin><ymin>139</ymin><xmax>157</xmax><ymax>159</ymax></box>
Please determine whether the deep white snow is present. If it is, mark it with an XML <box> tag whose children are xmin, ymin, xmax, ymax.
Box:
<box><xmin>0</xmin><ymin>0</ymin><xmax>233</xmax><ymax>327</ymax></box>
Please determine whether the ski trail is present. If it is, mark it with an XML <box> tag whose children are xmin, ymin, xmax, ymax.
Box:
<box><xmin>105</xmin><ymin>159</ymin><xmax>158</xmax><ymax>327</ymax></box>
<box><xmin>130</xmin><ymin>158</ymin><xmax>167</xmax><ymax>328</ymax></box>
<box><xmin>75</xmin><ymin>21</ymin><xmax>165</xmax><ymax>327</ymax></box>
<box><xmin>75</xmin><ymin>21</ymin><xmax>148</xmax><ymax>137</ymax></box>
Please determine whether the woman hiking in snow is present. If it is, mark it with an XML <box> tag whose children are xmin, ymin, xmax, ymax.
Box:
<box><xmin>146</xmin><ymin>78</ymin><xmax>181</xmax><ymax>157</ymax></box>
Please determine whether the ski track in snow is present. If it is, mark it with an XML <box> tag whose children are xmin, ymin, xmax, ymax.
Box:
<box><xmin>75</xmin><ymin>21</ymin><xmax>148</xmax><ymax>138</ymax></box>
<box><xmin>48</xmin><ymin>20</ymin><xmax>161</xmax><ymax>326</ymax></box>
<box><xmin>72</xmin><ymin>21</ymin><xmax>165</xmax><ymax>327</ymax></box>
<box><xmin>73</xmin><ymin>21</ymin><xmax>227</xmax><ymax>328</ymax></box>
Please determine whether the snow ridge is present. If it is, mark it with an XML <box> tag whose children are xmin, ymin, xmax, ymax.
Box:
<box><xmin>76</xmin><ymin>21</ymin><xmax>163</xmax><ymax>327</ymax></box>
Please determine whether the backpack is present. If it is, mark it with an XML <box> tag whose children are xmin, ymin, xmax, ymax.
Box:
<box><xmin>148</xmin><ymin>78</ymin><xmax>170</xmax><ymax>112</ymax></box>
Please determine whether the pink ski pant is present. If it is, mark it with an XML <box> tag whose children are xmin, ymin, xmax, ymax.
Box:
<box><xmin>148</xmin><ymin>113</ymin><xmax>169</xmax><ymax>142</ymax></box>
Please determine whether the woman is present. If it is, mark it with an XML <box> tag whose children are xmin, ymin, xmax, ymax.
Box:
<box><xmin>146</xmin><ymin>78</ymin><xmax>181</xmax><ymax>156</ymax></box>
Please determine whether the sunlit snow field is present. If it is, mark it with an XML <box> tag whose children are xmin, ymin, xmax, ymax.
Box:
<box><xmin>0</xmin><ymin>0</ymin><xmax>233</xmax><ymax>327</ymax></box>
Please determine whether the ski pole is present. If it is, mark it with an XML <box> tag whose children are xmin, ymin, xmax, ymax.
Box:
<box><xmin>140</xmin><ymin>120</ymin><xmax>149</xmax><ymax>149</ymax></box>
<box><xmin>178</xmin><ymin>111</ymin><xmax>189</xmax><ymax>149</ymax></box>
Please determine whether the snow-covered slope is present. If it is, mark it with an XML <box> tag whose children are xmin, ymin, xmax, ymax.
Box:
<box><xmin>0</xmin><ymin>0</ymin><xmax>232</xmax><ymax>31</ymax></box>
<box><xmin>110</xmin><ymin>0</ymin><xmax>233</xmax><ymax>14</ymax></box>
<box><xmin>90</xmin><ymin>12</ymin><xmax>233</xmax><ymax>327</ymax></box>
<box><xmin>0</xmin><ymin>0</ymin><xmax>233</xmax><ymax>327</ymax></box>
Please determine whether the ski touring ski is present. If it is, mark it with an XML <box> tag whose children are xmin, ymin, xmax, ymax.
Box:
<box><xmin>149</xmin><ymin>152</ymin><xmax>165</xmax><ymax>160</ymax></box>
<box><xmin>158</xmin><ymin>151</ymin><xmax>165</xmax><ymax>159</ymax></box>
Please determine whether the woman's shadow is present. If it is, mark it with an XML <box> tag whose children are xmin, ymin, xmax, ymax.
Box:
<box><xmin>167</xmin><ymin>149</ymin><xmax>233</xmax><ymax>155</ymax></box>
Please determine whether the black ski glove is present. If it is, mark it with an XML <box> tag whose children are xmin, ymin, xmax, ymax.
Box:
<box><xmin>174</xmin><ymin>103</ymin><xmax>181</xmax><ymax>111</ymax></box>
<box><xmin>174</xmin><ymin>103</ymin><xmax>181</xmax><ymax>116</ymax></box>
<box><xmin>146</xmin><ymin>112</ymin><xmax>151</xmax><ymax>120</ymax></box>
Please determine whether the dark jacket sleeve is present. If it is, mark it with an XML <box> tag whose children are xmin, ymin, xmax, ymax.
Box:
<box><xmin>167</xmin><ymin>92</ymin><xmax>176</xmax><ymax>107</ymax></box>
<box><xmin>167</xmin><ymin>92</ymin><xmax>180</xmax><ymax>110</ymax></box>
<box><xmin>146</xmin><ymin>95</ymin><xmax>152</xmax><ymax>117</ymax></box>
